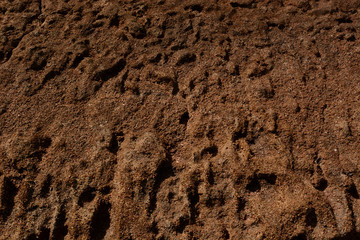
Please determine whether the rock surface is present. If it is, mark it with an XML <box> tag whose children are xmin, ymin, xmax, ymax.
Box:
<box><xmin>1</xmin><ymin>0</ymin><xmax>360</xmax><ymax>239</ymax></box>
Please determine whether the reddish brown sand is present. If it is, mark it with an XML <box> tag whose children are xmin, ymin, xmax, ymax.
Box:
<box><xmin>1</xmin><ymin>0</ymin><xmax>360</xmax><ymax>239</ymax></box>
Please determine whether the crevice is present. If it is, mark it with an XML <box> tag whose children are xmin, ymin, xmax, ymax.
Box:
<box><xmin>147</xmin><ymin>154</ymin><xmax>174</xmax><ymax>215</ymax></box>
<box><xmin>31</xmin><ymin>136</ymin><xmax>52</xmax><ymax>150</ymax></box>
<box><xmin>78</xmin><ymin>187</ymin><xmax>96</xmax><ymax>207</ymax></box>
<box><xmin>71</xmin><ymin>47</ymin><xmax>89</xmax><ymax>68</ymax></box>
<box><xmin>290</xmin><ymin>233</ymin><xmax>307</xmax><ymax>240</ymax></box>
<box><xmin>109</xmin><ymin>14</ymin><xmax>120</xmax><ymax>27</ymax></box>
<box><xmin>149</xmin><ymin>53</ymin><xmax>162</xmax><ymax>64</ymax></box>
<box><xmin>206</xmin><ymin>166</ymin><xmax>215</xmax><ymax>185</ymax></box>
<box><xmin>232</xmin><ymin>120</ymin><xmax>249</xmax><ymax>142</ymax></box>
<box><xmin>43</xmin><ymin>70</ymin><xmax>60</xmax><ymax>83</ymax></box>
<box><xmin>305</xmin><ymin>208</ymin><xmax>317</xmax><ymax>228</ymax></box>
<box><xmin>258</xmin><ymin>87</ymin><xmax>275</xmax><ymax>99</ymax></box>
<box><xmin>179</xmin><ymin>112</ymin><xmax>189</xmax><ymax>126</ymax></box>
<box><xmin>258</xmin><ymin>173</ymin><xmax>277</xmax><ymax>185</ymax></box>
<box><xmin>30</xmin><ymin>50</ymin><xmax>48</xmax><ymax>71</ymax></box>
<box><xmin>27</xmin><ymin>233</ymin><xmax>37</xmax><ymax>240</ymax></box>
<box><xmin>171</xmin><ymin>80</ymin><xmax>179</xmax><ymax>95</ymax></box>
<box><xmin>246</xmin><ymin>177</ymin><xmax>261</xmax><ymax>192</ymax></box>
<box><xmin>330</xmin><ymin>231</ymin><xmax>360</xmax><ymax>240</ymax></box>
<box><xmin>40</xmin><ymin>175</ymin><xmax>52</xmax><ymax>198</ymax></box>
<box><xmin>176</xmin><ymin>53</ymin><xmax>196</xmax><ymax>66</ymax></box>
<box><xmin>38</xmin><ymin>227</ymin><xmax>50</xmax><ymax>240</ymax></box>
<box><xmin>237</xmin><ymin>197</ymin><xmax>246</xmax><ymax>214</ymax></box>
<box><xmin>99</xmin><ymin>186</ymin><xmax>112</xmax><ymax>195</ymax></box>
<box><xmin>28</xmin><ymin>150</ymin><xmax>47</xmax><ymax>161</ymax></box>
<box><xmin>188</xmin><ymin>185</ymin><xmax>199</xmax><ymax>224</ymax></box>
<box><xmin>0</xmin><ymin>177</ymin><xmax>18</xmax><ymax>221</ymax></box>
<box><xmin>89</xmin><ymin>201</ymin><xmax>111</xmax><ymax>240</ymax></box>
<box><xmin>94</xmin><ymin>58</ymin><xmax>127</xmax><ymax>82</ymax></box>
<box><xmin>184</xmin><ymin>4</ymin><xmax>203</xmax><ymax>12</ymax></box>
<box><xmin>38</xmin><ymin>0</ymin><xmax>42</xmax><ymax>15</ymax></box>
<box><xmin>314</xmin><ymin>178</ymin><xmax>328</xmax><ymax>191</ymax></box>
<box><xmin>4</xmin><ymin>35</ymin><xmax>24</xmax><ymax>63</ymax></box>
<box><xmin>27</xmin><ymin>227</ymin><xmax>50</xmax><ymax>240</ymax></box>
<box><xmin>29</xmin><ymin>69</ymin><xmax>62</xmax><ymax>95</ymax></box>
<box><xmin>346</xmin><ymin>183</ymin><xmax>359</xmax><ymax>199</ymax></box>
<box><xmin>107</xmin><ymin>132</ymin><xmax>124</xmax><ymax>154</ymax></box>
<box><xmin>249</xmin><ymin>64</ymin><xmax>273</xmax><ymax>78</ymax></box>
<box><xmin>189</xmin><ymin>79</ymin><xmax>195</xmax><ymax>91</ymax></box>
<box><xmin>116</xmin><ymin>71</ymin><xmax>128</xmax><ymax>94</ymax></box>
<box><xmin>175</xmin><ymin>215</ymin><xmax>190</xmax><ymax>233</ymax></box>
<box><xmin>222</xmin><ymin>228</ymin><xmax>230</xmax><ymax>239</ymax></box>
<box><xmin>149</xmin><ymin>221</ymin><xmax>159</xmax><ymax>235</ymax></box>
<box><xmin>51</xmin><ymin>206</ymin><xmax>68</xmax><ymax>240</ymax></box>
<box><xmin>201</xmin><ymin>145</ymin><xmax>218</xmax><ymax>158</ymax></box>
<box><xmin>28</xmin><ymin>136</ymin><xmax>52</xmax><ymax>161</ymax></box>
<box><xmin>186</xmin><ymin>174</ymin><xmax>200</xmax><ymax>224</ymax></box>
<box><xmin>336</xmin><ymin>16</ymin><xmax>352</xmax><ymax>24</ymax></box>
<box><xmin>246</xmin><ymin>173</ymin><xmax>277</xmax><ymax>192</ymax></box>
<box><xmin>22</xmin><ymin>184</ymin><xmax>34</xmax><ymax>208</ymax></box>
<box><xmin>230</xmin><ymin>1</ymin><xmax>254</xmax><ymax>8</ymax></box>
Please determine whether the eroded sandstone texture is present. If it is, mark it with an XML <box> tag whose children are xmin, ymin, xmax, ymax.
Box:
<box><xmin>1</xmin><ymin>0</ymin><xmax>360</xmax><ymax>239</ymax></box>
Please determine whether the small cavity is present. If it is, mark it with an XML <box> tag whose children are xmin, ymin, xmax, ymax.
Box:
<box><xmin>1</xmin><ymin>177</ymin><xmax>18</xmax><ymax>221</ymax></box>
<box><xmin>290</xmin><ymin>233</ymin><xmax>307</xmax><ymax>240</ymax></box>
<box><xmin>100</xmin><ymin>186</ymin><xmax>112</xmax><ymax>195</ymax></box>
<box><xmin>201</xmin><ymin>145</ymin><xmax>218</xmax><ymax>158</ymax></box>
<box><xmin>222</xmin><ymin>228</ymin><xmax>230</xmax><ymax>239</ymax></box>
<box><xmin>258</xmin><ymin>173</ymin><xmax>277</xmax><ymax>185</ymax></box>
<box><xmin>107</xmin><ymin>132</ymin><xmax>124</xmax><ymax>154</ymax></box>
<box><xmin>237</xmin><ymin>197</ymin><xmax>246</xmax><ymax>213</ymax></box>
<box><xmin>314</xmin><ymin>178</ymin><xmax>328</xmax><ymax>191</ymax></box>
<box><xmin>346</xmin><ymin>183</ymin><xmax>359</xmax><ymax>199</ymax></box>
<box><xmin>184</xmin><ymin>4</ymin><xmax>203</xmax><ymax>12</ymax></box>
<box><xmin>40</xmin><ymin>175</ymin><xmax>52</xmax><ymax>198</ymax></box>
<box><xmin>179</xmin><ymin>112</ymin><xmax>189</xmax><ymax>125</ymax></box>
<box><xmin>109</xmin><ymin>14</ymin><xmax>120</xmax><ymax>27</ymax></box>
<box><xmin>175</xmin><ymin>215</ymin><xmax>189</xmax><ymax>233</ymax></box>
<box><xmin>89</xmin><ymin>201</ymin><xmax>111</xmax><ymax>240</ymax></box>
<box><xmin>52</xmin><ymin>207</ymin><xmax>68</xmax><ymax>240</ymax></box>
<box><xmin>246</xmin><ymin>177</ymin><xmax>261</xmax><ymax>192</ymax></box>
<box><xmin>305</xmin><ymin>208</ymin><xmax>318</xmax><ymax>227</ymax></box>
<box><xmin>176</xmin><ymin>53</ymin><xmax>196</xmax><ymax>66</ymax></box>
<box><xmin>78</xmin><ymin>187</ymin><xmax>96</xmax><ymax>207</ymax></box>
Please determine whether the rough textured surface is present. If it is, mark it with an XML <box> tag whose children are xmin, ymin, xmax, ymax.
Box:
<box><xmin>1</xmin><ymin>0</ymin><xmax>360</xmax><ymax>239</ymax></box>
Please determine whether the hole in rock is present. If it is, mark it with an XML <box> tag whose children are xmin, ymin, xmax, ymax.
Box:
<box><xmin>314</xmin><ymin>178</ymin><xmax>328</xmax><ymax>191</ymax></box>
<box><xmin>259</xmin><ymin>173</ymin><xmax>277</xmax><ymax>185</ymax></box>
<box><xmin>179</xmin><ymin>112</ymin><xmax>189</xmax><ymax>125</ymax></box>
<box><xmin>89</xmin><ymin>201</ymin><xmax>111</xmax><ymax>240</ymax></box>
<box><xmin>291</xmin><ymin>233</ymin><xmax>307</xmax><ymax>240</ymax></box>
<box><xmin>78</xmin><ymin>187</ymin><xmax>96</xmax><ymax>207</ymax></box>
<box><xmin>1</xmin><ymin>178</ymin><xmax>18</xmax><ymax>221</ymax></box>
<box><xmin>40</xmin><ymin>175</ymin><xmax>52</xmax><ymax>198</ymax></box>
<box><xmin>201</xmin><ymin>146</ymin><xmax>218</xmax><ymax>158</ymax></box>
<box><xmin>52</xmin><ymin>207</ymin><xmax>68</xmax><ymax>240</ymax></box>
<box><xmin>305</xmin><ymin>208</ymin><xmax>317</xmax><ymax>227</ymax></box>
<box><xmin>346</xmin><ymin>183</ymin><xmax>360</xmax><ymax>199</ymax></box>
<box><xmin>246</xmin><ymin>177</ymin><xmax>261</xmax><ymax>192</ymax></box>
